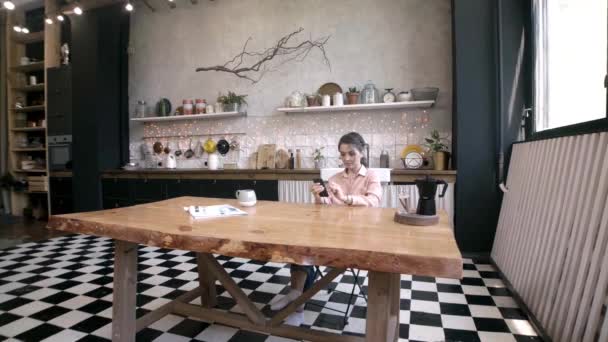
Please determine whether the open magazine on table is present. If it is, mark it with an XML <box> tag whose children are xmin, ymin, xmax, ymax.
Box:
<box><xmin>183</xmin><ymin>205</ymin><xmax>248</xmax><ymax>219</ymax></box>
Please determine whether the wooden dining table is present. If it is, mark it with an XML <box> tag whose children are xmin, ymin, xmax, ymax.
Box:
<box><xmin>47</xmin><ymin>196</ymin><xmax>462</xmax><ymax>342</ymax></box>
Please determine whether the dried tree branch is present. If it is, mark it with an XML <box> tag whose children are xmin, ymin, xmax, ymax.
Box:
<box><xmin>195</xmin><ymin>27</ymin><xmax>331</xmax><ymax>83</ymax></box>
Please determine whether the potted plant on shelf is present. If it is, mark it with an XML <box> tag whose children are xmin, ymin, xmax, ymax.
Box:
<box><xmin>424</xmin><ymin>129</ymin><xmax>450</xmax><ymax>170</ymax></box>
<box><xmin>312</xmin><ymin>147</ymin><xmax>325</xmax><ymax>169</ymax></box>
<box><xmin>217</xmin><ymin>91</ymin><xmax>247</xmax><ymax>113</ymax></box>
<box><xmin>347</xmin><ymin>87</ymin><xmax>360</xmax><ymax>105</ymax></box>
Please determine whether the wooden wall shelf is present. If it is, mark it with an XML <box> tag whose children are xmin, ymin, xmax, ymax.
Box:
<box><xmin>11</xmin><ymin>61</ymin><xmax>45</xmax><ymax>73</ymax></box>
<box><xmin>278</xmin><ymin>100</ymin><xmax>435</xmax><ymax>114</ymax></box>
<box><xmin>12</xmin><ymin>84</ymin><xmax>45</xmax><ymax>92</ymax></box>
<box><xmin>11</xmin><ymin>127</ymin><xmax>46</xmax><ymax>132</ymax></box>
<box><xmin>11</xmin><ymin>31</ymin><xmax>44</xmax><ymax>44</ymax></box>
<box><xmin>13</xmin><ymin>105</ymin><xmax>45</xmax><ymax>113</ymax></box>
<box><xmin>131</xmin><ymin>111</ymin><xmax>246</xmax><ymax>123</ymax></box>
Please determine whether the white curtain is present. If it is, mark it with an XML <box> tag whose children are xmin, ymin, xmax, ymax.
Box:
<box><xmin>532</xmin><ymin>0</ymin><xmax>549</xmax><ymax>130</ymax></box>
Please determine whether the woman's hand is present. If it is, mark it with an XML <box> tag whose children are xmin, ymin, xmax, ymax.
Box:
<box><xmin>310</xmin><ymin>183</ymin><xmax>326</xmax><ymax>201</ymax></box>
<box><xmin>328</xmin><ymin>182</ymin><xmax>347</xmax><ymax>203</ymax></box>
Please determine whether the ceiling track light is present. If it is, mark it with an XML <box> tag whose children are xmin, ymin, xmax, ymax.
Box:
<box><xmin>125</xmin><ymin>1</ymin><xmax>133</xmax><ymax>11</ymax></box>
<box><xmin>73</xmin><ymin>3</ymin><xmax>83</xmax><ymax>15</ymax></box>
<box><xmin>21</xmin><ymin>27</ymin><xmax>29</xmax><ymax>33</ymax></box>
<box><xmin>13</xmin><ymin>25</ymin><xmax>22</xmax><ymax>32</ymax></box>
<box><xmin>45</xmin><ymin>16</ymin><xmax>53</xmax><ymax>24</ymax></box>
<box><xmin>56</xmin><ymin>14</ymin><xmax>64</xmax><ymax>21</ymax></box>
<box><xmin>3</xmin><ymin>0</ymin><xmax>15</xmax><ymax>10</ymax></box>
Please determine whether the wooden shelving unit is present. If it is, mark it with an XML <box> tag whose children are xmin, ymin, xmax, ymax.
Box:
<box><xmin>5</xmin><ymin>1</ymin><xmax>60</xmax><ymax>218</ymax></box>
<box><xmin>10</xmin><ymin>61</ymin><xmax>45</xmax><ymax>73</ymax></box>
<box><xmin>13</xmin><ymin>105</ymin><xmax>45</xmax><ymax>113</ymax></box>
<box><xmin>12</xmin><ymin>84</ymin><xmax>45</xmax><ymax>92</ymax></box>
<box><xmin>10</xmin><ymin>127</ymin><xmax>46</xmax><ymax>132</ymax></box>
<box><xmin>11</xmin><ymin>31</ymin><xmax>44</xmax><ymax>44</ymax></box>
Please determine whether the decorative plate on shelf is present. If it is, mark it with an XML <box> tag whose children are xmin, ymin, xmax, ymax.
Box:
<box><xmin>318</xmin><ymin>82</ymin><xmax>343</xmax><ymax>97</ymax></box>
<box><xmin>401</xmin><ymin>144</ymin><xmax>425</xmax><ymax>169</ymax></box>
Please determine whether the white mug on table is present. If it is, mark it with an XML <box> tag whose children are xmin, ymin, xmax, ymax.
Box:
<box><xmin>236</xmin><ymin>189</ymin><xmax>257</xmax><ymax>207</ymax></box>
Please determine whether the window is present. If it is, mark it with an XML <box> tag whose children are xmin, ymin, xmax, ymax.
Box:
<box><xmin>533</xmin><ymin>0</ymin><xmax>607</xmax><ymax>132</ymax></box>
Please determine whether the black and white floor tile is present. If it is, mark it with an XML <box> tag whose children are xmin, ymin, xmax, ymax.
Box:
<box><xmin>0</xmin><ymin>234</ymin><xmax>542</xmax><ymax>341</ymax></box>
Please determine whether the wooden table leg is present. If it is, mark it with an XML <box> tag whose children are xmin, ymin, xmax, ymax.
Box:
<box><xmin>366</xmin><ymin>271</ymin><xmax>401</xmax><ymax>342</ymax></box>
<box><xmin>112</xmin><ymin>241</ymin><xmax>138</xmax><ymax>342</ymax></box>
<box><xmin>196</xmin><ymin>253</ymin><xmax>217</xmax><ymax>308</ymax></box>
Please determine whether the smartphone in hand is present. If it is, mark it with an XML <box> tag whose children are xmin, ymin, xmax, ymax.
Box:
<box><xmin>313</xmin><ymin>178</ymin><xmax>329</xmax><ymax>197</ymax></box>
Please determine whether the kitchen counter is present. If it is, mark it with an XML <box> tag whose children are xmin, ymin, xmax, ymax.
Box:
<box><xmin>102</xmin><ymin>168</ymin><xmax>457</xmax><ymax>183</ymax></box>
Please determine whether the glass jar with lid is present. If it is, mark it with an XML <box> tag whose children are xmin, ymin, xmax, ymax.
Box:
<box><xmin>360</xmin><ymin>81</ymin><xmax>380</xmax><ymax>104</ymax></box>
<box><xmin>135</xmin><ymin>100</ymin><xmax>146</xmax><ymax>118</ymax></box>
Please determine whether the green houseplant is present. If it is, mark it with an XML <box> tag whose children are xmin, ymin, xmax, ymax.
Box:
<box><xmin>217</xmin><ymin>91</ymin><xmax>247</xmax><ymax>112</ymax></box>
<box><xmin>347</xmin><ymin>87</ymin><xmax>359</xmax><ymax>105</ymax></box>
<box><xmin>424</xmin><ymin>129</ymin><xmax>450</xmax><ymax>170</ymax></box>
<box><xmin>312</xmin><ymin>147</ymin><xmax>325</xmax><ymax>169</ymax></box>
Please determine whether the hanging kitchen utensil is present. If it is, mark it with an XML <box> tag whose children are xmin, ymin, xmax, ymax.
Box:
<box><xmin>184</xmin><ymin>139</ymin><xmax>194</xmax><ymax>159</ymax></box>
<box><xmin>174</xmin><ymin>140</ymin><xmax>183</xmax><ymax>157</ymax></box>
<box><xmin>153</xmin><ymin>141</ymin><xmax>163</xmax><ymax>154</ymax></box>
<box><xmin>229</xmin><ymin>137</ymin><xmax>240</xmax><ymax>151</ymax></box>
<box><xmin>163</xmin><ymin>141</ymin><xmax>171</xmax><ymax>154</ymax></box>
<box><xmin>203</xmin><ymin>137</ymin><xmax>217</xmax><ymax>154</ymax></box>
<box><xmin>216</xmin><ymin>138</ymin><xmax>230</xmax><ymax>155</ymax></box>
<box><xmin>194</xmin><ymin>140</ymin><xmax>203</xmax><ymax>158</ymax></box>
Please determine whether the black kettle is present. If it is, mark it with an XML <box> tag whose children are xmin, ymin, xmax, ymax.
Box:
<box><xmin>415</xmin><ymin>176</ymin><xmax>448</xmax><ymax>216</ymax></box>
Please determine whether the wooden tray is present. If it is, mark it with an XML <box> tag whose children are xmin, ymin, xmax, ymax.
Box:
<box><xmin>394</xmin><ymin>212</ymin><xmax>439</xmax><ymax>226</ymax></box>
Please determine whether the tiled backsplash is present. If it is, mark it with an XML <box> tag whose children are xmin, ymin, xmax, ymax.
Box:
<box><xmin>130</xmin><ymin>108</ymin><xmax>452</xmax><ymax>169</ymax></box>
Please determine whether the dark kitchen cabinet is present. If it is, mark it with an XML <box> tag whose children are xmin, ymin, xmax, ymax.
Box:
<box><xmin>101</xmin><ymin>178</ymin><xmax>133</xmax><ymax>209</ymax></box>
<box><xmin>238</xmin><ymin>180</ymin><xmax>278</xmax><ymax>201</ymax></box>
<box><xmin>200</xmin><ymin>180</ymin><xmax>238</xmax><ymax>199</ymax></box>
<box><xmin>132</xmin><ymin>179</ymin><xmax>165</xmax><ymax>202</ymax></box>
<box><xmin>101</xmin><ymin>178</ymin><xmax>132</xmax><ymax>199</ymax></box>
<box><xmin>101</xmin><ymin>177</ymin><xmax>279</xmax><ymax>210</ymax></box>
<box><xmin>50</xmin><ymin>177</ymin><xmax>74</xmax><ymax>215</ymax></box>
<box><xmin>165</xmin><ymin>179</ymin><xmax>202</xmax><ymax>198</ymax></box>
<box><xmin>47</xmin><ymin>67</ymin><xmax>72</xmax><ymax>137</ymax></box>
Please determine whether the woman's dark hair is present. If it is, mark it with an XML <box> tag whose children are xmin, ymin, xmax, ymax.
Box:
<box><xmin>338</xmin><ymin>132</ymin><xmax>368</xmax><ymax>167</ymax></box>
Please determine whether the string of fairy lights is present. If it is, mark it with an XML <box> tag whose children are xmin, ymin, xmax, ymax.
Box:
<box><xmin>3</xmin><ymin>0</ymin><xmax>135</xmax><ymax>33</ymax></box>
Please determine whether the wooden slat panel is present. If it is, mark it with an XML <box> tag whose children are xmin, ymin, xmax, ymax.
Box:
<box><xmin>551</xmin><ymin>133</ymin><xmax>601</xmax><ymax>338</ymax></box>
<box><xmin>528</xmin><ymin>136</ymin><xmax>575</xmax><ymax>313</ymax></box>
<box><xmin>491</xmin><ymin>132</ymin><xmax>608</xmax><ymax>342</ymax></box>
<box><xmin>564</xmin><ymin>133</ymin><xmax>608</xmax><ymax>341</ymax></box>
<box><xmin>539</xmin><ymin>135</ymin><xmax>590</xmax><ymax>324</ymax></box>
<box><xmin>581</xmin><ymin>199</ymin><xmax>608</xmax><ymax>341</ymax></box>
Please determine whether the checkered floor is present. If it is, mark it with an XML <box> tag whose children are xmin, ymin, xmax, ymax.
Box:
<box><xmin>0</xmin><ymin>234</ymin><xmax>542</xmax><ymax>341</ymax></box>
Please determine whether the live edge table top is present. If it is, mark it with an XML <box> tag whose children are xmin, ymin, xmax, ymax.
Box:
<box><xmin>48</xmin><ymin>197</ymin><xmax>462</xmax><ymax>279</ymax></box>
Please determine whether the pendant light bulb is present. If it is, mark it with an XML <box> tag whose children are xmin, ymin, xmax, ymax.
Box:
<box><xmin>13</xmin><ymin>25</ymin><xmax>22</xmax><ymax>32</ymax></box>
<box><xmin>3</xmin><ymin>1</ymin><xmax>15</xmax><ymax>10</ymax></box>
<box><xmin>57</xmin><ymin>14</ymin><xmax>64</xmax><ymax>21</ymax></box>
<box><xmin>45</xmin><ymin>17</ymin><xmax>53</xmax><ymax>24</ymax></box>
<box><xmin>125</xmin><ymin>2</ymin><xmax>133</xmax><ymax>11</ymax></box>
<box><xmin>74</xmin><ymin>5</ymin><xmax>83</xmax><ymax>15</ymax></box>
<box><xmin>22</xmin><ymin>27</ymin><xmax>29</xmax><ymax>34</ymax></box>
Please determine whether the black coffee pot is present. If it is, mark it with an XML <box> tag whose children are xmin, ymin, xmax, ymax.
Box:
<box><xmin>415</xmin><ymin>176</ymin><xmax>448</xmax><ymax>216</ymax></box>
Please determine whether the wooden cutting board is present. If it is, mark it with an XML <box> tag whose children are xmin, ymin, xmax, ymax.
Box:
<box><xmin>256</xmin><ymin>144</ymin><xmax>276</xmax><ymax>169</ymax></box>
<box><xmin>275</xmin><ymin>149</ymin><xmax>289</xmax><ymax>169</ymax></box>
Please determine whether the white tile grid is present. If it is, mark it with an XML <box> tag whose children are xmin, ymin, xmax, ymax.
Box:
<box><xmin>130</xmin><ymin>112</ymin><xmax>452</xmax><ymax>170</ymax></box>
<box><xmin>0</xmin><ymin>235</ymin><xmax>541</xmax><ymax>342</ymax></box>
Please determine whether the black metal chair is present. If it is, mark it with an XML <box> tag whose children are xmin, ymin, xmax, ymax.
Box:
<box><xmin>305</xmin><ymin>266</ymin><xmax>368</xmax><ymax>324</ymax></box>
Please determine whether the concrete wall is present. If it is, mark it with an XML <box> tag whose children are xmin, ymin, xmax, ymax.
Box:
<box><xmin>128</xmin><ymin>0</ymin><xmax>453</xmax><ymax>168</ymax></box>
